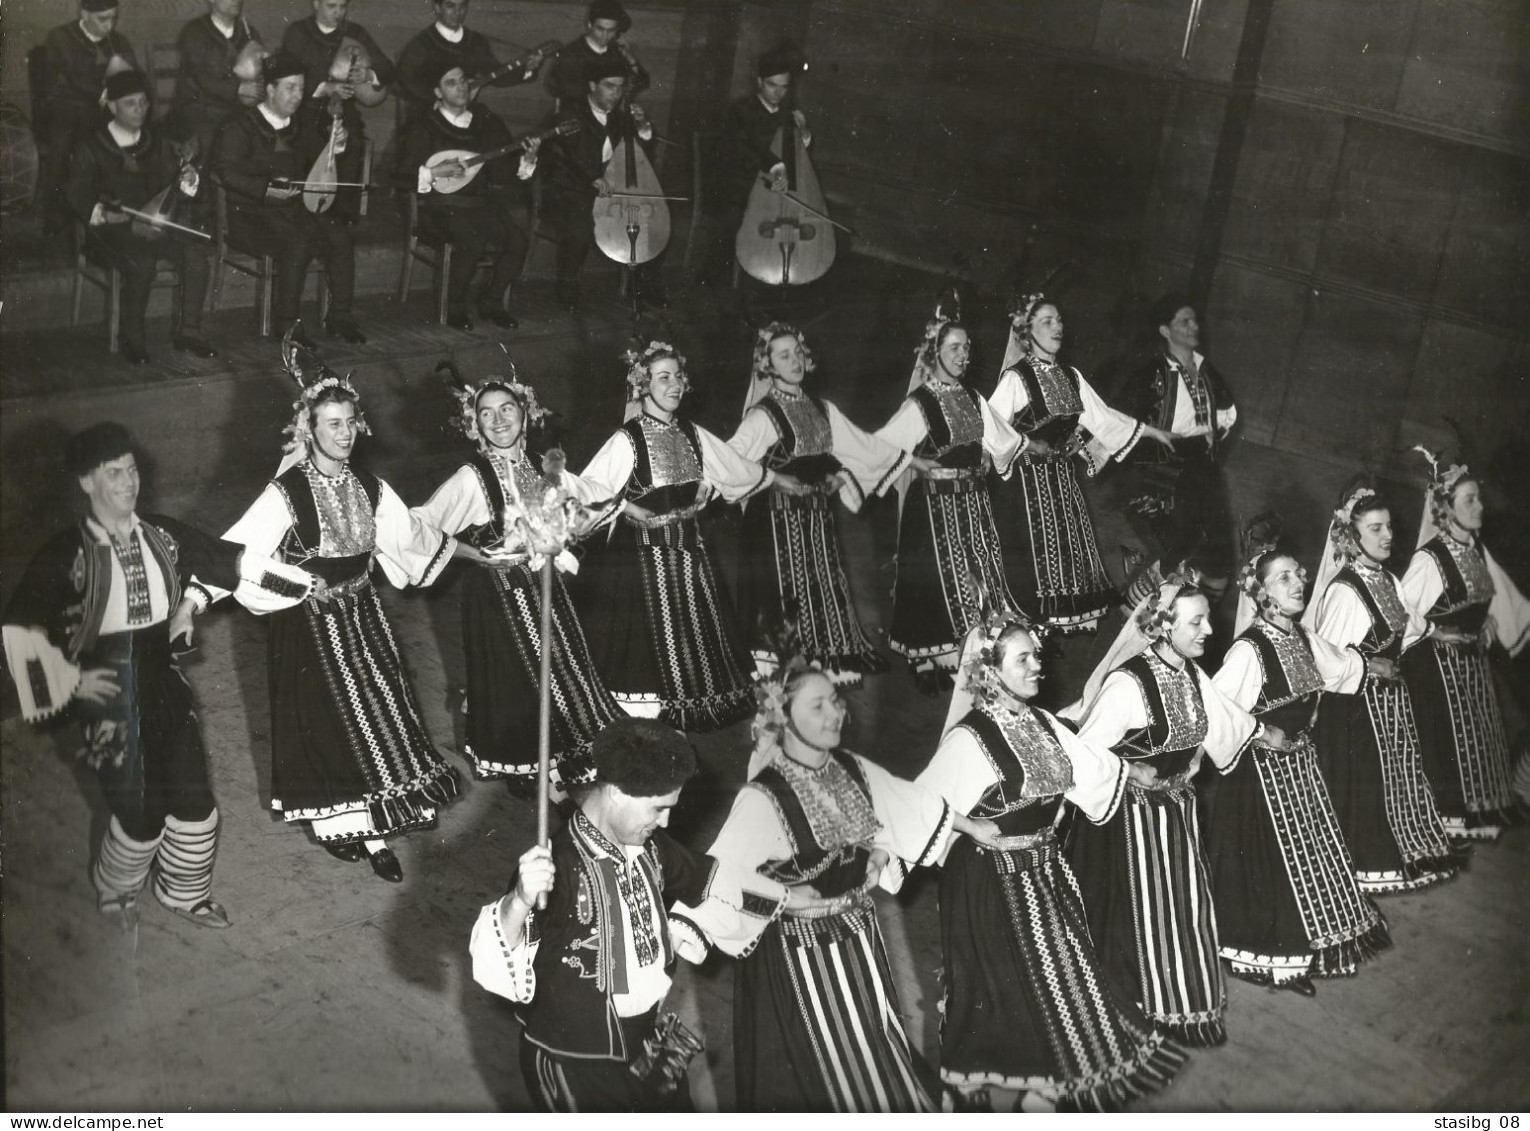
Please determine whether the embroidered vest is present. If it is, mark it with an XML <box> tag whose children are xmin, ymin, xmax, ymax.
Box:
<box><xmin>1009</xmin><ymin>358</ymin><xmax>1084</xmax><ymax>449</ymax></box>
<box><xmin>273</xmin><ymin>461</ymin><xmax>381</xmax><ymax>564</ymax></box>
<box><xmin>758</xmin><ymin>392</ymin><xmax>841</xmax><ymax>483</ymax></box>
<box><xmin>1332</xmin><ymin>563</ymin><xmax>1408</xmax><ymax>660</ymax></box>
<box><xmin>619</xmin><ymin>414</ymin><xmax>705</xmax><ymax>513</ymax></box>
<box><xmin>1419</xmin><ymin>536</ymin><xmax>1494</xmax><ymax>633</ymax></box>
<box><xmin>1240</xmin><ymin>620</ymin><xmax>1324</xmax><ymax>733</ymax></box>
<box><xmin>957</xmin><ymin>705</ymin><xmax>1073</xmax><ymax>835</ymax></box>
<box><xmin>1115</xmin><ymin>651</ymin><xmax>1209</xmax><ymax>774</ymax></box>
<box><xmin>910</xmin><ymin>381</ymin><xmax>985</xmax><ymax>468</ymax></box>
<box><xmin>751</xmin><ymin>749</ymin><xmax>880</xmax><ymax>896</ymax></box>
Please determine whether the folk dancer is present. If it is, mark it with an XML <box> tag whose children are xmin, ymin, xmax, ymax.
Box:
<box><xmin>919</xmin><ymin>612</ymin><xmax>1186</xmax><ymax>1111</ymax></box>
<box><xmin>728</xmin><ymin>322</ymin><xmax>915</xmax><ymax>682</ymax></box>
<box><xmin>990</xmin><ymin>293</ymin><xmax>1174</xmax><ymax>633</ymax></box>
<box><xmin>167</xmin><ymin>0</ymin><xmax>264</xmax><ymax>154</ymax></box>
<box><xmin>470</xmin><ymin>718</ymin><xmax>716</xmax><ymax>1111</ymax></box>
<box><xmin>35</xmin><ymin>0</ymin><xmax>138</xmax><ymax>232</ymax></box>
<box><xmin>1</xmin><ymin>424</ymin><xmax>313</xmax><ymax>932</ymax></box>
<box><xmin>874</xmin><ymin>297</ymin><xmax>1024</xmax><ymax>691</ymax></box>
<box><xmin>396</xmin><ymin>0</ymin><xmax>546</xmax><ymax>128</ymax></box>
<box><xmin>411</xmin><ymin>364</ymin><xmax>623</xmax><ymax>789</ymax></box>
<box><xmin>1063</xmin><ymin>569</ymin><xmax>1275</xmax><ymax>1046</ymax></box>
<box><xmin>1115</xmin><ymin>295</ymin><xmax>1239</xmax><ymax>600</ymax></box>
<box><xmin>281</xmin><ymin>0</ymin><xmax>396</xmax><ymax>313</ymax></box>
<box><xmin>219</xmin><ymin>337</ymin><xmax>460</xmax><ymax>883</ymax></box>
<box><xmin>678</xmin><ymin>655</ymin><xmax>1002</xmax><ymax>1111</ymax></box>
<box><xmin>66</xmin><ymin>69</ymin><xmax>217</xmax><ymax>364</ymax></box>
<box><xmin>1400</xmin><ymin>448</ymin><xmax>1530</xmax><ymax>841</ymax></box>
<box><xmin>402</xmin><ymin>61</ymin><xmax>536</xmax><ymax>330</ymax></box>
<box><xmin>1204</xmin><ymin>518</ymin><xmax>1391</xmax><ymax>996</ymax></box>
<box><xmin>212</xmin><ymin>52</ymin><xmax>363</xmax><ymax>345</ymax></box>
<box><xmin>1304</xmin><ymin>479</ymin><xmax>1461</xmax><ymax>891</ymax></box>
<box><xmin>548</xmin><ymin>0</ymin><xmax>649</xmax><ymax>107</ymax></box>
<box><xmin>531</xmin><ymin>53</ymin><xmax>661</xmax><ymax>312</ymax></box>
<box><xmin>576</xmin><ymin>341</ymin><xmax>805</xmax><ymax>730</ymax></box>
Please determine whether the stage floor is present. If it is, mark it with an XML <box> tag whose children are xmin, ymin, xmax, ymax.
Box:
<box><xmin>3</xmin><ymin>262</ymin><xmax>1527</xmax><ymax>1111</ymax></box>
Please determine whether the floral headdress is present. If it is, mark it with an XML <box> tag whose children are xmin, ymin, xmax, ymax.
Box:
<box><xmin>436</xmin><ymin>352</ymin><xmax>549</xmax><ymax>452</ymax></box>
<box><xmin>1234</xmin><ymin>513</ymin><xmax>1301</xmax><ymax>633</ymax></box>
<box><xmin>1413</xmin><ymin>444</ymin><xmax>1474</xmax><ymax>546</ymax></box>
<box><xmin>909</xmin><ymin>290</ymin><xmax>964</xmax><ymax>390</ymax></box>
<box><xmin>940</xmin><ymin>576</ymin><xmax>1048</xmax><ymax>734</ymax></box>
<box><xmin>1132</xmin><ymin>562</ymin><xmax>1205</xmax><ymax>638</ymax></box>
<box><xmin>624</xmin><ymin>340</ymin><xmax>687</xmax><ymax>404</ymax></box>
<box><xmin>1326</xmin><ymin>482</ymin><xmax>1383</xmax><ymax>564</ymax></box>
<box><xmin>747</xmin><ymin>607</ymin><xmax>832</xmax><ymax>779</ymax></box>
<box><xmin>743</xmin><ymin>322</ymin><xmax>815</xmax><ymax>419</ymax></box>
<box><xmin>277</xmin><ymin>325</ymin><xmax>368</xmax><ymax>475</ymax></box>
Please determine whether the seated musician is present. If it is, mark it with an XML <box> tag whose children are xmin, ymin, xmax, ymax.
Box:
<box><xmin>531</xmin><ymin>53</ymin><xmax>660</xmax><ymax>313</ymax></box>
<box><xmin>66</xmin><ymin>70</ymin><xmax>216</xmax><ymax>365</ymax></box>
<box><xmin>37</xmin><ymin>0</ymin><xmax>139</xmax><ymax>233</ymax></box>
<box><xmin>702</xmin><ymin>42</ymin><xmax>812</xmax><ymax>293</ymax></box>
<box><xmin>396</xmin><ymin>0</ymin><xmax>546</xmax><ymax>128</ymax></box>
<box><xmin>212</xmin><ymin>52</ymin><xmax>364</xmax><ymax>346</ymax></box>
<box><xmin>282</xmin><ymin>0</ymin><xmax>395</xmax><ymax>228</ymax></box>
<box><xmin>402</xmin><ymin>61</ymin><xmax>536</xmax><ymax>330</ymax></box>
<box><xmin>547</xmin><ymin>0</ymin><xmax>648</xmax><ymax>107</ymax></box>
<box><xmin>168</xmin><ymin>0</ymin><xmax>264</xmax><ymax>154</ymax></box>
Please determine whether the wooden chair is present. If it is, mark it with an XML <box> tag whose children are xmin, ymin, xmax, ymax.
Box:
<box><xmin>396</xmin><ymin>190</ymin><xmax>499</xmax><ymax>323</ymax></box>
<box><xmin>69</xmin><ymin>221</ymin><xmax>182</xmax><ymax>353</ymax></box>
<box><xmin>208</xmin><ymin>179</ymin><xmax>335</xmax><ymax>337</ymax></box>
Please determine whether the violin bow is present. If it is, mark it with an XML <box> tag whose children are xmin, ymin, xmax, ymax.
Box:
<box><xmin>117</xmin><ymin>206</ymin><xmax>211</xmax><ymax>240</ymax></box>
<box><xmin>776</xmin><ymin>189</ymin><xmax>855</xmax><ymax>236</ymax></box>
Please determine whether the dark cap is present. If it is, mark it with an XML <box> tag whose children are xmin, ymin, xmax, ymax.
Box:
<box><xmin>756</xmin><ymin>42</ymin><xmax>806</xmax><ymax>79</ymax></box>
<box><xmin>81</xmin><ymin>0</ymin><xmax>119</xmax><ymax>13</ymax></box>
<box><xmin>427</xmin><ymin>59</ymin><xmax>466</xmax><ymax>90</ymax></box>
<box><xmin>103</xmin><ymin>69</ymin><xmax>149</xmax><ymax>102</ymax></box>
<box><xmin>587</xmin><ymin>0</ymin><xmax>631</xmax><ymax>32</ymax></box>
<box><xmin>66</xmin><ymin>422</ymin><xmax>137</xmax><ymax>478</ymax></box>
<box><xmin>261</xmin><ymin>52</ymin><xmax>306</xmax><ymax>85</ymax></box>
<box><xmin>592</xmin><ymin>718</ymin><xmax>696</xmax><ymax>797</ymax></box>
<box><xmin>585</xmin><ymin>51</ymin><xmax>628</xmax><ymax>84</ymax></box>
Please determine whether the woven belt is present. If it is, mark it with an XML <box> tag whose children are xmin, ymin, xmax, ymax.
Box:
<box><xmin>783</xmin><ymin>879</ymin><xmax>874</xmax><ymax>921</ymax></box>
<box><xmin>918</xmin><ymin>465</ymin><xmax>982</xmax><ymax>481</ymax></box>
<box><xmin>312</xmin><ymin>573</ymin><xmax>371</xmax><ymax>602</ymax></box>
<box><xmin>987</xmin><ymin>829</ymin><xmax>1057</xmax><ymax>851</ymax></box>
<box><xmin>623</xmin><ymin>501</ymin><xmax>705</xmax><ymax>528</ymax></box>
<box><xmin>1132</xmin><ymin>769</ymin><xmax>1194</xmax><ymax>793</ymax></box>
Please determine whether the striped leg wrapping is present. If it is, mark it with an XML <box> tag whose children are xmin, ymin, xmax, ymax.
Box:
<box><xmin>93</xmin><ymin>816</ymin><xmax>162</xmax><ymax>905</ymax></box>
<box><xmin>153</xmin><ymin>809</ymin><xmax>220</xmax><ymax>909</ymax></box>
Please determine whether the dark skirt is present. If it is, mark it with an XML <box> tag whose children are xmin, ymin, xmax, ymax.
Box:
<box><xmin>460</xmin><ymin>561</ymin><xmax>622</xmax><ymax>787</ymax></box>
<box><xmin>268</xmin><ymin>578</ymin><xmax>460</xmax><ymax>841</ymax></box>
<box><xmin>1206</xmin><ymin>738</ymin><xmax>1390</xmax><ymax>983</ymax></box>
<box><xmin>939</xmin><ymin>835</ymin><xmax>1186</xmax><ymax>1110</ymax></box>
<box><xmin>735</xmin><ymin>898</ymin><xmax>937</xmax><ymax>1112</ymax></box>
<box><xmin>1404</xmin><ymin>639</ymin><xmax>1515</xmax><ymax>839</ymax></box>
<box><xmin>578</xmin><ymin>515</ymin><xmax>754</xmax><ymax>732</ymax></box>
<box><xmin>1066</xmin><ymin>782</ymin><xmax>1227</xmax><ymax>1047</ymax></box>
<box><xmin>1315</xmin><ymin>684</ymin><xmax>1456</xmax><ymax>892</ymax></box>
<box><xmin>889</xmin><ymin>475</ymin><xmax>1016</xmax><ymax>673</ymax></box>
<box><xmin>736</xmin><ymin>491</ymin><xmax>886</xmax><ymax>680</ymax></box>
<box><xmin>992</xmin><ymin>453</ymin><xmax>1114</xmax><ymax>634</ymax></box>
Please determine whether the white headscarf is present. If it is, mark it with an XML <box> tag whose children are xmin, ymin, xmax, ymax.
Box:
<box><xmin>1301</xmin><ymin>485</ymin><xmax>1380</xmax><ymax>630</ymax></box>
<box><xmin>1064</xmin><ymin>572</ymin><xmax>1199</xmax><ymax>722</ymax></box>
<box><xmin>1412</xmin><ymin>444</ymin><xmax>1471</xmax><ymax>550</ymax></box>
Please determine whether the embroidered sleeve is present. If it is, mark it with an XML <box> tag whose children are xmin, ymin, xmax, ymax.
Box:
<box><xmin>978</xmin><ymin>396</ymin><xmax>1024</xmax><ymax>480</ymax></box>
<box><xmin>873</xmin><ymin>397</ymin><xmax>929</xmax><ymax>454</ymax></box>
<box><xmin>917</xmin><ymin>726</ymin><xmax>999</xmax><ymax>825</ymax></box>
<box><xmin>1485</xmin><ymin>546</ymin><xmax>1530</xmax><ymax>657</ymax></box>
<box><xmin>1399</xmin><ymin>549</ymin><xmax>1444</xmax><ymax>621</ymax></box>
<box><xmin>825</xmin><ymin>400</ymin><xmax>912</xmax><ymax>507</ymax></box>
<box><xmin>672</xmin><ymin>788</ymin><xmax>790</xmax><ymax>959</ymax></box>
<box><xmin>412</xmin><ymin>464</ymin><xmax>492</xmax><ymax>538</ymax></box>
<box><xmin>1209</xmin><ymin>638</ymin><xmax>1263</xmax><ymax>712</ymax></box>
<box><xmin>697</xmin><ymin>424</ymin><xmax>771</xmax><ymax>504</ymax></box>
<box><xmin>1309</xmin><ymin>629</ymin><xmax>1366</xmax><ymax>695</ymax></box>
<box><xmin>1077</xmin><ymin>372</ymin><xmax>1144</xmax><ymax>475</ymax></box>
<box><xmin>858</xmin><ymin>755</ymin><xmax>956</xmax><ymax>876</ymax></box>
<box><xmin>1197</xmin><ymin>665</ymin><xmax>1259</xmax><ymax>773</ymax></box>
<box><xmin>1075</xmin><ymin>670</ymin><xmax>1150</xmax><ymax>749</ymax></box>
<box><xmin>469</xmin><ymin>898</ymin><xmax>538</xmax><ymax>1004</ymax></box>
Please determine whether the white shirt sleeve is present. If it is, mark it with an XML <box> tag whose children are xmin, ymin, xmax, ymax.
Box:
<box><xmin>696</xmin><ymin>423</ymin><xmax>771</xmax><ymax>503</ymax></box>
<box><xmin>988</xmin><ymin>369</ymin><xmax>1027</xmax><ymax>423</ymax></box>
<box><xmin>873</xmin><ymin>397</ymin><xmax>929</xmax><ymax>454</ymax></box>
<box><xmin>468</xmin><ymin>897</ymin><xmax>537</xmax><ymax>1004</ymax></box>
<box><xmin>372</xmin><ymin>479</ymin><xmax>454</xmax><ymax>589</ymax></box>
<box><xmin>412</xmin><ymin>464</ymin><xmax>492</xmax><ymax>537</ymax></box>
<box><xmin>825</xmin><ymin>400</ymin><xmax>910</xmax><ymax>509</ymax></box>
<box><xmin>1077</xmin><ymin>371</ymin><xmax>1144</xmax><ymax>471</ymax></box>
<box><xmin>1210</xmin><ymin>638</ymin><xmax>1263</xmax><ymax>712</ymax></box>
<box><xmin>727</xmin><ymin>408</ymin><xmax>779</xmax><ymax>463</ymax></box>
<box><xmin>979</xmin><ymin>395</ymin><xmax>1024</xmax><ymax>479</ymax></box>
<box><xmin>1399</xmin><ymin>549</ymin><xmax>1445</xmax><ymax>620</ymax></box>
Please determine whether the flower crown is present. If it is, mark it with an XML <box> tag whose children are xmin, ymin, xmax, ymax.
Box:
<box><xmin>279</xmin><ymin>326</ymin><xmax>368</xmax><ymax>459</ymax></box>
<box><xmin>1327</xmin><ymin>485</ymin><xmax>1382</xmax><ymax>562</ymax></box>
<box><xmin>960</xmin><ymin>606</ymin><xmax>1048</xmax><ymax>708</ymax></box>
<box><xmin>749</xmin><ymin>608</ymin><xmax>828</xmax><ymax>763</ymax></box>
<box><xmin>913</xmin><ymin>292</ymin><xmax>963</xmax><ymax>384</ymax></box>
<box><xmin>1413</xmin><ymin>444</ymin><xmax>1473</xmax><ymax>530</ymax></box>
<box><xmin>1008</xmin><ymin>291</ymin><xmax>1047</xmax><ymax>332</ymax></box>
<box><xmin>1134</xmin><ymin>563</ymin><xmax>1204</xmax><ymax>636</ymax></box>
<box><xmin>624</xmin><ymin>340</ymin><xmax>687</xmax><ymax>402</ymax></box>
<box><xmin>437</xmin><ymin>356</ymin><xmax>549</xmax><ymax>449</ymax></box>
<box><xmin>1236</xmin><ymin>513</ymin><xmax>1303</xmax><ymax>604</ymax></box>
<box><xmin>750</xmin><ymin>321</ymin><xmax>815</xmax><ymax>387</ymax></box>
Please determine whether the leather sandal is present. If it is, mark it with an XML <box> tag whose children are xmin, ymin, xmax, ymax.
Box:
<box><xmin>159</xmin><ymin>897</ymin><xmax>232</xmax><ymax>930</ymax></box>
<box><xmin>98</xmin><ymin>893</ymin><xmax>139</xmax><ymax>932</ymax></box>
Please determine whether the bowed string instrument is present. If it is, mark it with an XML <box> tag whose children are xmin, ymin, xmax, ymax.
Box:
<box><xmin>734</xmin><ymin>108</ymin><xmax>853</xmax><ymax>287</ymax></box>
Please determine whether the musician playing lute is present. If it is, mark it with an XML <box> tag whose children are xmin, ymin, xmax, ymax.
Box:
<box><xmin>401</xmin><ymin>61</ymin><xmax>540</xmax><ymax>330</ymax></box>
<box><xmin>67</xmin><ymin>70</ymin><xmax>216</xmax><ymax>364</ymax></box>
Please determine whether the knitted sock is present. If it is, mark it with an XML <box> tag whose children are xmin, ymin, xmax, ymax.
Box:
<box><xmin>93</xmin><ymin>816</ymin><xmax>162</xmax><ymax>906</ymax></box>
<box><xmin>153</xmin><ymin>809</ymin><xmax>219</xmax><ymax>910</ymax></box>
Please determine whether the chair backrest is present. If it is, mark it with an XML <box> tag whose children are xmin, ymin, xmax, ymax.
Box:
<box><xmin>212</xmin><ymin>177</ymin><xmax>230</xmax><ymax>257</ymax></box>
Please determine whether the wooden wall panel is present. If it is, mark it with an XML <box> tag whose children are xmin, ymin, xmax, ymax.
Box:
<box><xmin>1258</xmin><ymin>0</ymin><xmax>1417</xmax><ymax>111</ymax></box>
<box><xmin>1395</xmin><ymin>0</ymin><xmax>1527</xmax><ymax>146</ymax></box>
<box><xmin>1399</xmin><ymin>320</ymin><xmax>1516</xmax><ymax>463</ymax></box>
<box><xmin>881</xmin><ymin>0</ymin><xmax>1103</xmax><ymax>54</ymax></box>
<box><xmin>1275</xmin><ymin>293</ymin><xmax>1422</xmax><ymax>466</ymax></box>
<box><xmin>1219</xmin><ymin>99</ymin><xmax>1344</xmax><ymax>273</ymax></box>
<box><xmin>1431</xmin><ymin>148</ymin><xmax>1530</xmax><ymax>328</ymax></box>
<box><xmin>1201</xmin><ymin>261</ymin><xmax>1308</xmax><ymax>449</ymax></box>
<box><xmin>1139</xmin><ymin>87</ymin><xmax>1227</xmax><ymax>255</ymax></box>
<box><xmin>1315</xmin><ymin>121</ymin><xmax>1463</xmax><ymax>302</ymax></box>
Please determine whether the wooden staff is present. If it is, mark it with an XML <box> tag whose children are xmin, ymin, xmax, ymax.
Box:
<box><xmin>535</xmin><ymin>555</ymin><xmax>554</xmax><ymax>908</ymax></box>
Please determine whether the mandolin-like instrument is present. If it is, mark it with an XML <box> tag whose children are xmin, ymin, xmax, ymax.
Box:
<box><xmin>423</xmin><ymin>119</ymin><xmax>580</xmax><ymax>194</ymax></box>
<box><xmin>232</xmin><ymin>38</ymin><xmax>270</xmax><ymax>107</ymax></box>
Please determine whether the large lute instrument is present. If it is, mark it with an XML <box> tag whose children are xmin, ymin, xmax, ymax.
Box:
<box><xmin>735</xmin><ymin>114</ymin><xmax>846</xmax><ymax>286</ymax></box>
<box><xmin>592</xmin><ymin>102</ymin><xmax>672</xmax><ymax>266</ymax></box>
<box><xmin>422</xmin><ymin>119</ymin><xmax>580</xmax><ymax>194</ymax></box>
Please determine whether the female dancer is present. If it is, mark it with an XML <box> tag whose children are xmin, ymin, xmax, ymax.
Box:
<box><xmin>677</xmin><ymin>653</ymin><xmax>1001</xmax><ymax>1111</ymax></box>
<box><xmin>223</xmin><ymin>336</ymin><xmax>458</xmax><ymax>883</ymax></box>
<box><xmin>577</xmin><ymin>341</ymin><xmax>803</xmax><ymax>731</ymax></box>
<box><xmin>1401</xmin><ymin>448</ymin><xmax>1530</xmax><ymax>841</ymax></box>
<box><xmin>876</xmin><ymin>297</ymin><xmax>1024</xmax><ymax>689</ymax></box>
<box><xmin>1205</xmin><ymin>519</ymin><xmax>1391</xmax><ymax>995</ymax></box>
<box><xmin>729</xmin><ymin>322</ymin><xmax>915</xmax><ymax>681</ymax></box>
<box><xmin>989</xmin><ymin>294</ymin><xmax>1172</xmax><ymax>632</ymax></box>
<box><xmin>1064</xmin><ymin>569</ymin><xmax>1271</xmax><ymax>1046</ymax></box>
<box><xmin>918</xmin><ymin>613</ymin><xmax>1186</xmax><ymax>1111</ymax></box>
<box><xmin>411</xmin><ymin>364</ymin><xmax>622</xmax><ymax>789</ymax></box>
<box><xmin>1304</xmin><ymin>478</ymin><xmax>1460</xmax><ymax>891</ymax></box>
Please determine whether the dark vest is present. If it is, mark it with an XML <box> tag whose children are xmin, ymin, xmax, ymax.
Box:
<box><xmin>1006</xmin><ymin>358</ymin><xmax>1085</xmax><ymax>449</ymax></box>
<box><xmin>1114</xmin><ymin>651</ymin><xmax>1209</xmax><ymax>776</ymax></box>
<box><xmin>1330</xmin><ymin>565</ymin><xmax>1408</xmax><ymax>660</ymax></box>
<box><xmin>909</xmin><ymin>381</ymin><xmax>985</xmax><ymax>469</ymax></box>
<box><xmin>756</xmin><ymin>392</ymin><xmax>841</xmax><ymax>484</ymax></box>
<box><xmin>271</xmin><ymin>463</ymin><xmax>380</xmax><ymax>582</ymax></box>
<box><xmin>1237</xmin><ymin>619</ymin><xmax>1324</xmax><ymax>734</ymax></box>
<box><xmin>619</xmin><ymin>414</ymin><xmax>705</xmax><ymax>513</ymax></box>
<box><xmin>1418</xmin><ymin>536</ymin><xmax>1494</xmax><ymax>634</ymax></box>
<box><xmin>750</xmin><ymin>748</ymin><xmax>877</xmax><ymax>897</ymax></box>
<box><xmin>955</xmin><ymin>707</ymin><xmax>1073</xmax><ymax>836</ymax></box>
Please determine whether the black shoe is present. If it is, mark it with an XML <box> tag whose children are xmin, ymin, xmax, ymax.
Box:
<box><xmin>326</xmin><ymin>318</ymin><xmax>367</xmax><ymax>344</ymax></box>
<box><xmin>172</xmin><ymin>333</ymin><xmax>218</xmax><ymax>358</ymax></box>
<box><xmin>1276</xmin><ymin>975</ymin><xmax>1317</xmax><ymax>997</ymax></box>
<box><xmin>284</xmin><ymin>323</ymin><xmax>320</xmax><ymax>350</ymax></box>
<box><xmin>477</xmin><ymin>306</ymin><xmax>518</xmax><ymax>330</ymax></box>
<box><xmin>367</xmin><ymin>846</ymin><xmax>403</xmax><ymax>883</ymax></box>
<box><xmin>120</xmin><ymin>341</ymin><xmax>151</xmax><ymax>365</ymax></box>
<box><xmin>322</xmin><ymin>840</ymin><xmax>363</xmax><ymax>863</ymax></box>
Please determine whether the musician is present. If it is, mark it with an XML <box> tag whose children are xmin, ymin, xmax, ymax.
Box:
<box><xmin>396</xmin><ymin>0</ymin><xmax>547</xmax><ymax>127</ymax></box>
<box><xmin>66</xmin><ymin>70</ymin><xmax>216</xmax><ymax>364</ymax></box>
<box><xmin>168</xmin><ymin>0</ymin><xmax>264</xmax><ymax>153</ymax></box>
<box><xmin>548</xmin><ymin>0</ymin><xmax>649</xmax><ymax>107</ymax></box>
<box><xmin>281</xmin><ymin>0</ymin><xmax>396</xmax><ymax>224</ymax></box>
<box><xmin>702</xmin><ymin>42</ymin><xmax>813</xmax><ymax>295</ymax></box>
<box><xmin>532</xmin><ymin>53</ymin><xmax>660</xmax><ymax>313</ymax></box>
<box><xmin>402</xmin><ymin>61</ymin><xmax>536</xmax><ymax>330</ymax></box>
<box><xmin>37</xmin><ymin>0</ymin><xmax>139</xmax><ymax>233</ymax></box>
<box><xmin>213</xmin><ymin>53</ymin><xmax>363</xmax><ymax>346</ymax></box>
